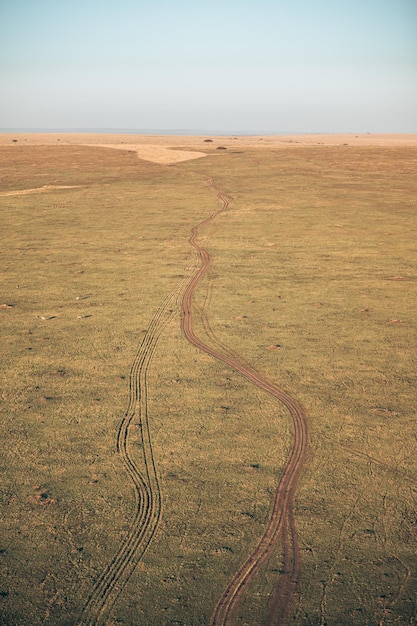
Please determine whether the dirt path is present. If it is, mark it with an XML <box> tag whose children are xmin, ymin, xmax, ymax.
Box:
<box><xmin>78</xmin><ymin>277</ymin><xmax>192</xmax><ymax>625</ymax></box>
<box><xmin>180</xmin><ymin>179</ymin><xmax>308</xmax><ymax>625</ymax></box>
<box><xmin>79</xmin><ymin>175</ymin><xmax>307</xmax><ymax>625</ymax></box>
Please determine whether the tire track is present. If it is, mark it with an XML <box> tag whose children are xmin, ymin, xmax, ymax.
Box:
<box><xmin>79</xmin><ymin>173</ymin><xmax>307</xmax><ymax>625</ymax></box>
<box><xmin>194</xmin><ymin>279</ymin><xmax>245</xmax><ymax>366</ymax></box>
<box><xmin>264</xmin><ymin>504</ymin><xmax>301</xmax><ymax>626</ymax></box>
<box><xmin>79</xmin><ymin>274</ymin><xmax>193</xmax><ymax>626</ymax></box>
<box><xmin>180</xmin><ymin>178</ymin><xmax>308</xmax><ymax>625</ymax></box>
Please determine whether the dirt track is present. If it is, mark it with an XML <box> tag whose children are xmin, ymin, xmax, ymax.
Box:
<box><xmin>79</xmin><ymin>175</ymin><xmax>308</xmax><ymax>625</ymax></box>
<box><xmin>181</xmin><ymin>179</ymin><xmax>308</xmax><ymax>625</ymax></box>
<box><xmin>79</xmin><ymin>278</ymin><xmax>192</xmax><ymax>625</ymax></box>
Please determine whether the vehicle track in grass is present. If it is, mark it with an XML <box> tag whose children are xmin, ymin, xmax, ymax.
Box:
<box><xmin>80</xmin><ymin>175</ymin><xmax>307</xmax><ymax>625</ymax></box>
<box><xmin>181</xmin><ymin>178</ymin><xmax>308</xmax><ymax>625</ymax></box>
<box><xmin>78</xmin><ymin>274</ymin><xmax>193</xmax><ymax>626</ymax></box>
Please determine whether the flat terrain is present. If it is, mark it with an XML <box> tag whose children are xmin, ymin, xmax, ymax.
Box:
<box><xmin>0</xmin><ymin>134</ymin><xmax>416</xmax><ymax>625</ymax></box>
<box><xmin>1</xmin><ymin>132</ymin><xmax>417</xmax><ymax>164</ymax></box>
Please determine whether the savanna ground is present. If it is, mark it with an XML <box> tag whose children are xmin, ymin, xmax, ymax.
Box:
<box><xmin>0</xmin><ymin>134</ymin><xmax>416</xmax><ymax>625</ymax></box>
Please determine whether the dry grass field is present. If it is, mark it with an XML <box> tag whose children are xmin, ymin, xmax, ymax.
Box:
<box><xmin>0</xmin><ymin>134</ymin><xmax>416</xmax><ymax>625</ymax></box>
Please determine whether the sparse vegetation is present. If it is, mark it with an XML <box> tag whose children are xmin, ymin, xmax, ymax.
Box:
<box><xmin>0</xmin><ymin>141</ymin><xmax>416</xmax><ymax>625</ymax></box>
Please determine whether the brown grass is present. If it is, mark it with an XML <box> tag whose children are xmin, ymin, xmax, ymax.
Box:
<box><xmin>0</xmin><ymin>137</ymin><xmax>416</xmax><ymax>625</ymax></box>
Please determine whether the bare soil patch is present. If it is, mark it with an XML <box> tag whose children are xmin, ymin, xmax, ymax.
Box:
<box><xmin>0</xmin><ymin>184</ymin><xmax>81</xmax><ymax>197</ymax></box>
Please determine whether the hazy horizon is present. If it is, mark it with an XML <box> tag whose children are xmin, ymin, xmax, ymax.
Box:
<box><xmin>2</xmin><ymin>128</ymin><xmax>405</xmax><ymax>136</ymax></box>
<box><xmin>1</xmin><ymin>0</ymin><xmax>416</xmax><ymax>133</ymax></box>
<box><xmin>1</xmin><ymin>127</ymin><xmax>417</xmax><ymax>135</ymax></box>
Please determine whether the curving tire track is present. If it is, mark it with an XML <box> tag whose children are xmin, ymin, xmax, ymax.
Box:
<box><xmin>180</xmin><ymin>178</ymin><xmax>308</xmax><ymax>625</ymax></box>
<box><xmin>264</xmin><ymin>504</ymin><xmax>301</xmax><ymax>626</ymax></box>
<box><xmin>79</xmin><ymin>275</ymin><xmax>193</xmax><ymax>626</ymax></box>
<box><xmin>79</xmin><ymin>174</ymin><xmax>307</xmax><ymax>625</ymax></box>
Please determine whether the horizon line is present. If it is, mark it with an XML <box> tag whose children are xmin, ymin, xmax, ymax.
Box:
<box><xmin>1</xmin><ymin>128</ymin><xmax>416</xmax><ymax>136</ymax></box>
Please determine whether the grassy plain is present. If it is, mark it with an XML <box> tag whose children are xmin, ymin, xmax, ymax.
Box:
<box><xmin>0</xmin><ymin>137</ymin><xmax>416</xmax><ymax>625</ymax></box>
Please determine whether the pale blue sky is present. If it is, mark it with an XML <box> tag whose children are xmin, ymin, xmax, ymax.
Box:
<box><xmin>1</xmin><ymin>0</ymin><xmax>416</xmax><ymax>132</ymax></box>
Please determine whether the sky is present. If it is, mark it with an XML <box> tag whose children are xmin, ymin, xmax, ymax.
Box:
<box><xmin>0</xmin><ymin>0</ymin><xmax>416</xmax><ymax>133</ymax></box>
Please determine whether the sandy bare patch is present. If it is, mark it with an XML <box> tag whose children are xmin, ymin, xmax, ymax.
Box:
<box><xmin>0</xmin><ymin>184</ymin><xmax>81</xmax><ymax>197</ymax></box>
<box><xmin>87</xmin><ymin>143</ymin><xmax>207</xmax><ymax>164</ymax></box>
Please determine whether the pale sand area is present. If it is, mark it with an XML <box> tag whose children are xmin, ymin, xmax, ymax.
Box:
<box><xmin>0</xmin><ymin>184</ymin><xmax>81</xmax><ymax>197</ymax></box>
<box><xmin>1</xmin><ymin>133</ymin><xmax>416</xmax><ymax>165</ymax></box>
